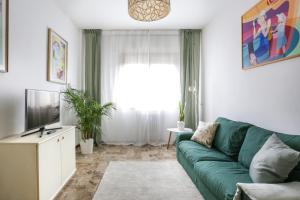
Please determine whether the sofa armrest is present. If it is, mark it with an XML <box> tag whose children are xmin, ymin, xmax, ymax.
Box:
<box><xmin>176</xmin><ymin>133</ymin><xmax>193</xmax><ymax>145</ymax></box>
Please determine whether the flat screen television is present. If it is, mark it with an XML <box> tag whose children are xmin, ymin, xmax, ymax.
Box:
<box><xmin>25</xmin><ymin>89</ymin><xmax>60</xmax><ymax>131</ymax></box>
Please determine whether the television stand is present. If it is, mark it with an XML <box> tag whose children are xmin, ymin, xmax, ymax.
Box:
<box><xmin>21</xmin><ymin>127</ymin><xmax>63</xmax><ymax>138</ymax></box>
<box><xmin>0</xmin><ymin>126</ymin><xmax>76</xmax><ymax>200</ymax></box>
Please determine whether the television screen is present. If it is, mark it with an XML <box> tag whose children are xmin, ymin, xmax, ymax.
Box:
<box><xmin>25</xmin><ymin>89</ymin><xmax>60</xmax><ymax>131</ymax></box>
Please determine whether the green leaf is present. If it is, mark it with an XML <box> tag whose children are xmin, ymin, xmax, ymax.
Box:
<box><xmin>62</xmin><ymin>86</ymin><xmax>116</xmax><ymax>140</ymax></box>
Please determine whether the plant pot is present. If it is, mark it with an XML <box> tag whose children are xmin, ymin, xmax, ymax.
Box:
<box><xmin>80</xmin><ymin>138</ymin><xmax>94</xmax><ymax>154</ymax></box>
<box><xmin>177</xmin><ymin>121</ymin><xmax>185</xmax><ymax>131</ymax></box>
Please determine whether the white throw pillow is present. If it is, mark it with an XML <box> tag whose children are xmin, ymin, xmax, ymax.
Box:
<box><xmin>249</xmin><ymin>134</ymin><xmax>300</xmax><ymax>183</ymax></box>
<box><xmin>191</xmin><ymin>121</ymin><xmax>219</xmax><ymax>148</ymax></box>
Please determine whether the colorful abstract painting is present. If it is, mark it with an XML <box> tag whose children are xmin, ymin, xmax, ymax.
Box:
<box><xmin>242</xmin><ymin>0</ymin><xmax>300</xmax><ymax>69</ymax></box>
<box><xmin>47</xmin><ymin>29</ymin><xmax>68</xmax><ymax>84</ymax></box>
<box><xmin>0</xmin><ymin>0</ymin><xmax>8</xmax><ymax>72</ymax></box>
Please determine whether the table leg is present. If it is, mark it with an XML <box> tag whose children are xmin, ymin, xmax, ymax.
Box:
<box><xmin>167</xmin><ymin>131</ymin><xmax>172</xmax><ymax>149</ymax></box>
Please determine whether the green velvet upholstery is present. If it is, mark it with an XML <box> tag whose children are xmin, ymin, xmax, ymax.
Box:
<box><xmin>176</xmin><ymin>118</ymin><xmax>300</xmax><ymax>200</ymax></box>
<box><xmin>213</xmin><ymin>118</ymin><xmax>252</xmax><ymax>157</ymax></box>
<box><xmin>238</xmin><ymin>126</ymin><xmax>271</xmax><ymax>168</ymax></box>
<box><xmin>177</xmin><ymin>146</ymin><xmax>220</xmax><ymax>200</ymax></box>
<box><xmin>238</xmin><ymin>126</ymin><xmax>300</xmax><ymax>181</ymax></box>
<box><xmin>178</xmin><ymin>140</ymin><xmax>233</xmax><ymax>164</ymax></box>
<box><xmin>176</xmin><ymin>132</ymin><xmax>193</xmax><ymax>145</ymax></box>
<box><xmin>194</xmin><ymin>161</ymin><xmax>252</xmax><ymax>200</ymax></box>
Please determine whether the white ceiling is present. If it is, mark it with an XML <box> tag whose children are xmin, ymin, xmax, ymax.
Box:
<box><xmin>54</xmin><ymin>0</ymin><xmax>231</xmax><ymax>29</ymax></box>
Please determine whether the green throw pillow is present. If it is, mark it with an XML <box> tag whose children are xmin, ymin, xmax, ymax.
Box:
<box><xmin>213</xmin><ymin>118</ymin><xmax>251</xmax><ymax>157</ymax></box>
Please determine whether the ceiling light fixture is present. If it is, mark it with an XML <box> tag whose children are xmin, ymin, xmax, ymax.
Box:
<box><xmin>128</xmin><ymin>0</ymin><xmax>170</xmax><ymax>22</ymax></box>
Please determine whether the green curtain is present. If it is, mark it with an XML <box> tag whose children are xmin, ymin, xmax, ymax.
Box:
<box><xmin>84</xmin><ymin>29</ymin><xmax>101</xmax><ymax>103</ymax></box>
<box><xmin>180</xmin><ymin>30</ymin><xmax>201</xmax><ymax>130</ymax></box>
<box><xmin>84</xmin><ymin>29</ymin><xmax>102</xmax><ymax>143</ymax></box>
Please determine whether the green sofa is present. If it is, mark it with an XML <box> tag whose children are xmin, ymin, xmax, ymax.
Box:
<box><xmin>176</xmin><ymin>117</ymin><xmax>300</xmax><ymax>200</ymax></box>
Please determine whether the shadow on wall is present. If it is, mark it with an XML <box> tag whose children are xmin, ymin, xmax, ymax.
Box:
<box><xmin>60</xmin><ymin>98</ymin><xmax>76</xmax><ymax>125</ymax></box>
<box><xmin>0</xmin><ymin>96</ymin><xmax>20</xmax><ymax>139</ymax></box>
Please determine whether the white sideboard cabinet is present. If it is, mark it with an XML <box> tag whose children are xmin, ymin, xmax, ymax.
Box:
<box><xmin>0</xmin><ymin>126</ymin><xmax>76</xmax><ymax>200</ymax></box>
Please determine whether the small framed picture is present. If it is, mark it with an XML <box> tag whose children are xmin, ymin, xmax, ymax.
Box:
<box><xmin>47</xmin><ymin>28</ymin><xmax>68</xmax><ymax>84</ymax></box>
<box><xmin>0</xmin><ymin>0</ymin><xmax>9</xmax><ymax>73</ymax></box>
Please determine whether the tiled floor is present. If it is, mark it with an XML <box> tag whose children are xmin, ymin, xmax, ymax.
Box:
<box><xmin>55</xmin><ymin>144</ymin><xmax>176</xmax><ymax>200</ymax></box>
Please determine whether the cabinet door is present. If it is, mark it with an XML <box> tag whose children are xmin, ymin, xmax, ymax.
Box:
<box><xmin>61</xmin><ymin>129</ymin><xmax>76</xmax><ymax>184</ymax></box>
<box><xmin>39</xmin><ymin>135</ymin><xmax>61</xmax><ymax>200</ymax></box>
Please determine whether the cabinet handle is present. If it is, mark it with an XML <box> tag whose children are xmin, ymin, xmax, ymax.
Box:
<box><xmin>62</xmin><ymin>136</ymin><xmax>64</xmax><ymax>140</ymax></box>
<box><xmin>57</xmin><ymin>139</ymin><xmax>60</xmax><ymax>143</ymax></box>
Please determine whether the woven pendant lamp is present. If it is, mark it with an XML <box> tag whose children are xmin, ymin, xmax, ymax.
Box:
<box><xmin>128</xmin><ymin>0</ymin><xmax>170</xmax><ymax>22</ymax></box>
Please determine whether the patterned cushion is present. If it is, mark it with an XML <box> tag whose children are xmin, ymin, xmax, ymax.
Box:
<box><xmin>191</xmin><ymin>121</ymin><xmax>219</xmax><ymax>148</ymax></box>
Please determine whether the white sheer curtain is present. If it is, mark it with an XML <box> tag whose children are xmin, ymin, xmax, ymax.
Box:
<box><xmin>101</xmin><ymin>30</ymin><xmax>180</xmax><ymax>145</ymax></box>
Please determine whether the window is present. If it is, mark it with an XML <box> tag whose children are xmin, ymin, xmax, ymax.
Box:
<box><xmin>113</xmin><ymin>63</ymin><xmax>180</xmax><ymax>111</ymax></box>
<box><xmin>101</xmin><ymin>30</ymin><xmax>181</xmax><ymax>145</ymax></box>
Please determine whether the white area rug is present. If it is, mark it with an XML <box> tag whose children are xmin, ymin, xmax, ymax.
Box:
<box><xmin>93</xmin><ymin>160</ymin><xmax>203</xmax><ymax>200</ymax></box>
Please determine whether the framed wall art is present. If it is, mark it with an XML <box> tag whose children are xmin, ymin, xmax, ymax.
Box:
<box><xmin>242</xmin><ymin>0</ymin><xmax>300</xmax><ymax>69</ymax></box>
<box><xmin>47</xmin><ymin>28</ymin><xmax>68</xmax><ymax>84</ymax></box>
<box><xmin>0</xmin><ymin>0</ymin><xmax>8</xmax><ymax>73</ymax></box>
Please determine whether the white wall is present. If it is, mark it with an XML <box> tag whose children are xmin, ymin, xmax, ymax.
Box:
<box><xmin>203</xmin><ymin>0</ymin><xmax>300</xmax><ymax>135</ymax></box>
<box><xmin>0</xmin><ymin>0</ymin><xmax>82</xmax><ymax>139</ymax></box>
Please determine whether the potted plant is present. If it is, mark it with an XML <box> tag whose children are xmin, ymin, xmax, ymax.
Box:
<box><xmin>177</xmin><ymin>102</ymin><xmax>185</xmax><ymax>131</ymax></box>
<box><xmin>63</xmin><ymin>87</ymin><xmax>115</xmax><ymax>154</ymax></box>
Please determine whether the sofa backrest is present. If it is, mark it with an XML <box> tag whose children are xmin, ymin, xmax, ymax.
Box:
<box><xmin>238</xmin><ymin>126</ymin><xmax>300</xmax><ymax>181</ymax></box>
<box><xmin>213</xmin><ymin>117</ymin><xmax>252</xmax><ymax>157</ymax></box>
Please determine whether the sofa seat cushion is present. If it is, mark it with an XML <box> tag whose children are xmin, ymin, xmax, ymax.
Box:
<box><xmin>213</xmin><ymin>117</ymin><xmax>252</xmax><ymax>157</ymax></box>
<box><xmin>194</xmin><ymin>161</ymin><xmax>252</xmax><ymax>200</ymax></box>
<box><xmin>178</xmin><ymin>140</ymin><xmax>233</xmax><ymax>164</ymax></box>
<box><xmin>238</xmin><ymin>126</ymin><xmax>300</xmax><ymax>181</ymax></box>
